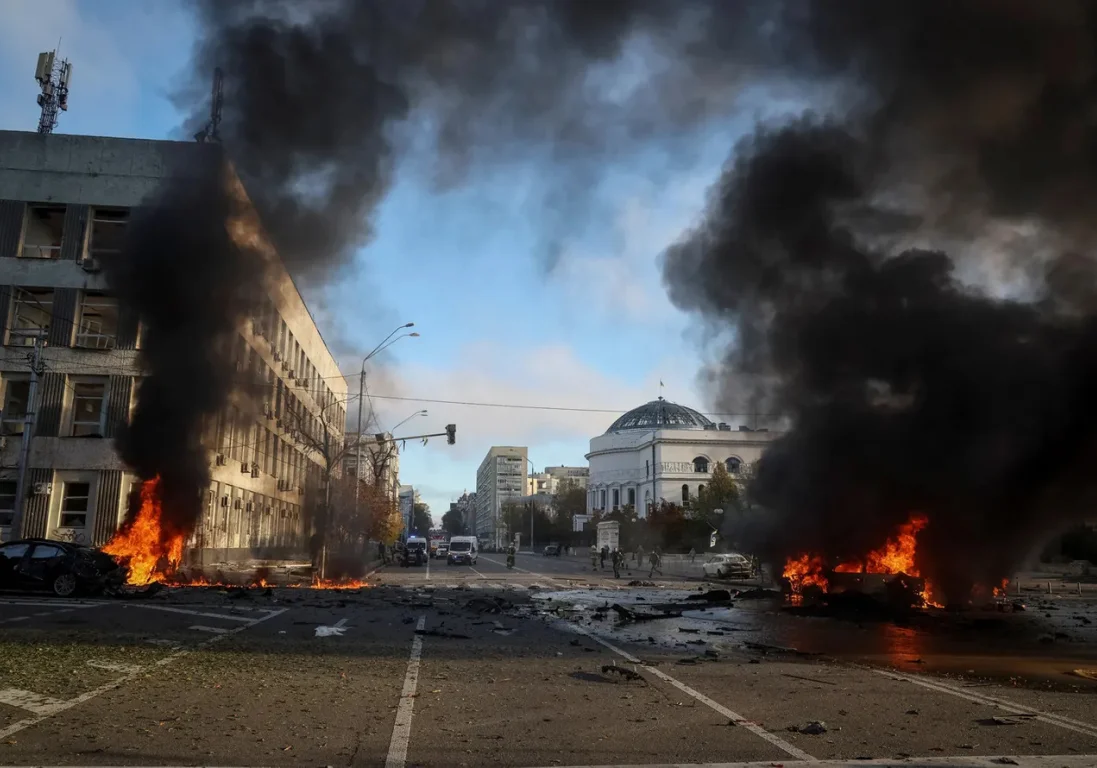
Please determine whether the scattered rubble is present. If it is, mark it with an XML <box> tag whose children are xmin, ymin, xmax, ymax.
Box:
<box><xmin>600</xmin><ymin>664</ymin><xmax>644</xmax><ymax>682</ymax></box>
<box><xmin>788</xmin><ymin>720</ymin><xmax>830</xmax><ymax>735</ymax></box>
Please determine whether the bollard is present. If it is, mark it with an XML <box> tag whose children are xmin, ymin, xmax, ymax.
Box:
<box><xmin>1048</xmin><ymin>581</ymin><xmax>1053</xmax><ymax>594</ymax></box>
<box><xmin>1079</xmin><ymin>582</ymin><xmax>1083</xmax><ymax>596</ymax></box>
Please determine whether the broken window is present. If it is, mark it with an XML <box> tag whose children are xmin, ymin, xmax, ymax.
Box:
<box><xmin>87</xmin><ymin>208</ymin><xmax>128</xmax><ymax>260</ymax></box>
<box><xmin>74</xmin><ymin>293</ymin><xmax>118</xmax><ymax>349</ymax></box>
<box><xmin>0</xmin><ymin>480</ymin><xmax>16</xmax><ymax>527</ymax></box>
<box><xmin>7</xmin><ymin>288</ymin><xmax>53</xmax><ymax>346</ymax></box>
<box><xmin>59</xmin><ymin>481</ymin><xmax>91</xmax><ymax>528</ymax></box>
<box><xmin>70</xmin><ymin>379</ymin><xmax>108</xmax><ymax>436</ymax></box>
<box><xmin>2</xmin><ymin>376</ymin><xmax>30</xmax><ymax>434</ymax></box>
<box><xmin>19</xmin><ymin>204</ymin><xmax>66</xmax><ymax>259</ymax></box>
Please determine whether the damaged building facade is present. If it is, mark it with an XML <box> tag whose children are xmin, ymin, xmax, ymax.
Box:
<box><xmin>0</xmin><ymin>131</ymin><xmax>346</xmax><ymax>559</ymax></box>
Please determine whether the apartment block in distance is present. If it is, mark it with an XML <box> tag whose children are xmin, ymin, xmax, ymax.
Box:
<box><xmin>0</xmin><ymin>130</ymin><xmax>347</xmax><ymax>560</ymax></box>
<box><xmin>475</xmin><ymin>446</ymin><xmax>527</xmax><ymax>549</ymax></box>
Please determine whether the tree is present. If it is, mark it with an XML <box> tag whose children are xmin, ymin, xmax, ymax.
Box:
<box><xmin>551</xmin><ymin>479</ymin><xmax>586</xmax><ymax>537</ymax></box>
<box><xmin>412</xmin><ymin>502</ymin><xmax>432</xmax><ymax>535</ymax></box>
<box><xmin>441</xmin><ymin>507</ymin><xmax>468</xmax><ymax>536</ymax></box>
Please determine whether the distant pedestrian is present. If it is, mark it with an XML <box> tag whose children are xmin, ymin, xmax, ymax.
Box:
<box><xmin>635</xmin><ymin>545</ymin><xmax>645</xmax><ymax>565</ymax></box>
<box><xmin>379</xmin><ymin>541</ymin><xmax>387</xmax><ymax>565</ymax></box>
<box><xmin>590</xmin><ymin>544</ymin><xmax>599</xmax><ymax>571</ymax></box>
<box><xmin>648</xmin><ymin>550</ymin><xmax>663</xmax><ymax>578</ymax></box>
<box><xmin>611</xmin><ymin>549</ymin><xmax>622</xmax><ymax>579</ymax></box>
<box><xmin>600</xmin><ymin>546</ymin><xmax>608</xmax><ymax>570</ymax></box>
<box><xmin>689</xmin><ymin>547</ymin><xmax>697</xmax><ymax>564</ymax></box>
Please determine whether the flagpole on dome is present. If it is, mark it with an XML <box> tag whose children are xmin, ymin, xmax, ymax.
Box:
<box><xmin>659</xmin><ymin>379</ymin><xmax>664</xmax><ymax>400</ymax></box>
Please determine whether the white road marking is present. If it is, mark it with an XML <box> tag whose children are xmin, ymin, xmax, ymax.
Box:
<box><xmin>468</xmin><ymin>565</ymin><xmax>488</xmax><ymax>579</ymax></box>
<box><xmin>0</xmin><ymin>689</ymin><xmax>66</xmax><ymax>716</ymax></box>
<box><xmin>120</xmin><ymin>604</ymin><xmax>255</xmax><ymax>622</ymax></box>
<box><xmin>315</xmin><ymin>617</ymin><xmax>349</xmax><ymax>637</ymax></box>
<box><xmin>875</xmin><ymin>668</ymin><xmax>1097</xmax><ymax>738</ymax></box>
<box><xmin>569</xmin><ymin>624</ymin><xmax>815</xmax><ymax>762</ymax></box>
<box><xmin>478</xmin><ymin>555</ymin><xmax>569</xmax><ymax>587</ymax></box>
<box><xmin>524</xmin><ymin>758</ymin><xmax>1097</xmax><ymax>768</ymax></box>
<box><xmin>0</xmin><ymin>615</ymin><xmax>30</xmax><ymax>625</ymax></box>
<box><xmin>189</xmin><ymin>625</ymin><xmax>230</xmax><ymax>634</ymax></box>
<box><xmin>0</xmin><ymin>607</ymin><xmax>287</xmax><ymax>741</ymax></box>
<box><xmin>385</xmin><ymin>614</ymin><xmax>426</xmax><ymax>768</ymax></box>
<box><xmin>425</xmin><ymin>556</ymin><xmax>430</xmax><ymax>582</ymax></box>
<box><xmin>12</xmin><ymin>759</ymin><xmax>1097</xmax><ymax>768</ymax></box>
<box><xmin>0</xmin><ymin>599</ymin><xmax>102</xmax><ymax>608</ymax></box>
<box><xmin>86</xmin><ymin>660</ymin><xmax>142</xmax><ymax>674</ymax></box>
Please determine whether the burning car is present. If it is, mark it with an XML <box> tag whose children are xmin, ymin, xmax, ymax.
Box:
<box><xmin>0</xmin><ymin>538</ymin><xmax>128</xmax><ymax>597</ymax></box>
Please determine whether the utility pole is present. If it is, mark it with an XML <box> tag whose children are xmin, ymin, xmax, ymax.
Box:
<box><xmin>11</xmin><ymin>336</ymin><xmax>44</xmax><ymax>539</ymax></box>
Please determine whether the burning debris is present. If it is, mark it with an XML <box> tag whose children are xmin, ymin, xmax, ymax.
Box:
<box><xmin>781</xmin><ymin>514</ymin><xmax>941</xmax><ymax>608</ymax></box>
<box><xmin>103</xmin><ymin>478</ymin><xmax>184</xmax><ymax>586</ymax></box>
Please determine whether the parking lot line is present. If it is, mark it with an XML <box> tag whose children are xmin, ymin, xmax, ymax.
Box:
<box><xmin>120</xmin><ymin>604</ymin><xmax>255</xmax><ymax>622</ymax></box>
<box><xmin>0</xmin><ymin>689</ymin><xmax>66</xmax><ymax>716</ymax></box>
<box><xmin>188</xmin><ymin>625</ymin><xmax>231</xmax><ymax>634</ymax></box>
<box><xmin>569</xmin><ymin>623</ymin><xmax>816</xmax><ymax>762</ymax></box>
<box><xmin>0</xmin><ymin>607</ymin><xmax>287</xmax><ymax>741</ymax></box>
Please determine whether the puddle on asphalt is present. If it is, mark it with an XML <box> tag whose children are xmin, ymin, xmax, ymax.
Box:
<box><xmin>531</xmin><ymin>586</ymin><xmax>1097</xmax><ymax>692</ymax></box>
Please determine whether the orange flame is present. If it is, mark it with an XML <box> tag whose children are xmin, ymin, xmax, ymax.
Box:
<box><xmin>102</xmin><ymin>477</ymin><xmax>185</xmax><ymax>586</ymax></box>
<box><xmin>782</xmin><ymin>513</ymin><xmax>944</xmax><ymax>607</ymax></box>
<box><xmin>782</xmin><ymin>553</ymin><xmax>830</xmax><ymax>593</ymax></box>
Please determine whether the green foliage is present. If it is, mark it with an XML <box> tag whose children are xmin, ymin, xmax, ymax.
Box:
<box><xmin>412</xmin><ymin>502</ymin><xmax>432</xmax><ymax>535</ymax></box>
<box><xmin>441</xmin><ymin>507</ymin><xmax>468</xmax><ymax>536</ymax></box>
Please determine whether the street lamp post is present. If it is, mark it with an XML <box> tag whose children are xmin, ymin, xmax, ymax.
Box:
<box><xmin>526</xmin><ymin>456</ymin><xmax>535</xmax><ymax>552</ymax></box>
<box><xmin>354</xmin><ymin>324</ymin><xmax>419</xmax><ymax>515</ymax></box>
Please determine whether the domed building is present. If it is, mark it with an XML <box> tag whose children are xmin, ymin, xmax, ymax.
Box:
<box><xmin>585</xmin><ymin>397</ymin><xmax>780</xmax><ymax>518</ymax></box>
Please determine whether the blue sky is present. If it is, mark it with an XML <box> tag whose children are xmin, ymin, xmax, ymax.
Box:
<box><xmin>0</xmin><ymin>0</ymin><xmax>755</xmax><ymax>520</ymax></box>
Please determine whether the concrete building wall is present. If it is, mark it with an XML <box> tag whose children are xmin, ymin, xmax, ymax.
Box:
<box><xmin>0</xmin><ymin>130</ymin><xmax>345</xmax><ymax>561</ymax></box>
<box><xmin>475</xmin><ymin>446</ymin><xmax>527</xmax><ymax>549</ymax></box>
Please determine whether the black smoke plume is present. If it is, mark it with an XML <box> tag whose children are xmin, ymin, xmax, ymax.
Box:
<box><xmin>103</xmin><ymin>152</ymin><xmax>265</xmax><ymax>539</ymax></box>
<box><xmin>662</xmin><ymin>1</ymin><xmax>1097</xmax><ymax>601</ymax></box>
<box><xmin>109</xmin><ymin>0</ymin><xmax>763</xmax><ymax>543</ymax></box>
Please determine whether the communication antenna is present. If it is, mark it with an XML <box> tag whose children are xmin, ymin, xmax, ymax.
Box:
<box><xmin>194</xmin><ymin>67</ymin><xmax>224</xmax><ymax>143</ymax></box>
<box><xmin>34</xmin><ymin>49</ymin><xmax>73</xmax><ymax>135</ymax></box>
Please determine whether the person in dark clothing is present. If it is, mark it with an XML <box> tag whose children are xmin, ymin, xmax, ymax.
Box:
<box><xmin>611</xmin><ymin>549</ymin><xmax>622</xmax><ymax>579</ymax></box>
<box><xmin>648</xmin><ymin>549</ymin><xmax>663</xmax><ymax>577</ymax></box>
<box><xmin>600</xmin><ymin>546</ymin><xmax>608</xmax><ymax>569</ymax></box>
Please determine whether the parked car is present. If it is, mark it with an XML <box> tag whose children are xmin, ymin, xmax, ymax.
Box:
<box><xmin>702</xmin><ymin>553</ymin><xmax>753</xmax><ymax>579</ymax></box>
<box><xmin>0</xmin><ymin>538</ymin><xmax>127</xmax><ymax>596</ymax></box>
<box><xmin>542</xmin><ymin>544</ymin><xmax>560</xmax><ymax>556</ymax></box>
<box><xmin>436</xmin><ymin>543</ymin><xmax>449</xmax><ymax>558</ymax></box>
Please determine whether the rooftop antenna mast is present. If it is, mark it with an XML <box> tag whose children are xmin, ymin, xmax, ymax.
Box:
<box><xmin>195</xmin><ymin>67</ymin><xmax>224</xmax><ymax>143</ymax></box>
<box><xmin>34</xmin><ymin>48</ymin><xmax>73</xmax><ymax>135</ymax></box>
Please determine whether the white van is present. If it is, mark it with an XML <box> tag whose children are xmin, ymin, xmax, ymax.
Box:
<box><xmin>447</xmin><ymin>536</ymin><xmax>478</xmax><ymax>566</ymax></box>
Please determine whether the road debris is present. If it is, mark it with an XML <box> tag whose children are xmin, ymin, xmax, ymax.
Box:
<box><xmin>601</xmin><ymin>664</ymin><xmax>644</xmax><ymax>683</ymax></box>
<box><xmin>788</xmin><ymin>720</ymin><xmax>829</xmax><ymax>735</ymax></box>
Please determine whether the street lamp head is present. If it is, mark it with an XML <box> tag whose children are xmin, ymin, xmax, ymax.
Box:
<box><xmin>404</xmin><ymin>322</ymin><xmax>415</xmax><ymax>328</ymax></box>
<box><xmin>409</xmin><ymin>332</ymin><xmax>420</xmax><ymax>337</ymax></box>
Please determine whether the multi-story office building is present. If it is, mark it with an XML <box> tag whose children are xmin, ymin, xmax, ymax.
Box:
<box><xmin>0</xmin><ymin>131</ymin><xmax>346</xmax><ymax>559</ymax></box>
<box><xmin>398</xmin><ymin>485</ymin><xmax>419</xmax><ymax>537</ymax></box>
<box><xmin>526</xmin><ymin>465</ymin><xmax>589</xmax><ymax>495</ymax></box>
<box><xmin>475</xmin><ymin>446</ymin><xmax>527</xmax><ymax>549</ymax></box>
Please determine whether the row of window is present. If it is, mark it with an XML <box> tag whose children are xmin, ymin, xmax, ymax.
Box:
<box><xmin>0</xmin><ymin>474</ymin><xmax>97</xmax><ymax>531</ymax></box>
<box><xmin>0</xmin><ymin>372</ymin><xmax>324</xmax><ymax>496</ymax></box>
<box><xmin>592</xmin><ymin>482</ymin><xmax>717</xmax><ymax>511</ymax></box>
<box><xmin>16</xmin><ymin>204</ymin><xmax>124</xmax><ymax>262</ymax></box>
<box><xmin>7</xmin><ymin>287</ymin><xmax>130</xmax><ymax>350</ymax></box>
<box><xmin>11</xmin><ymin>199</ymin><xmax>342</xmax><ymax>421</ymax></box>
<box><xmin>1</xmin><ymin>373</ymin><xmax>121</xmax><ymax>437</ymax></box>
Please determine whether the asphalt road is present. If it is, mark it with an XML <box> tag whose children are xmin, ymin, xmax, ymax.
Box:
<box><xmin>0</xmin><ymin>553</ymin><xmax>1095</xmax><ymax>767</ymax></box>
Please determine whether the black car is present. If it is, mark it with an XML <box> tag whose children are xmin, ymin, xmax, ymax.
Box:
<box><xmin>0</xmin><ymin>538</ymin><xmax>127</xmax><ymax>596</ymax></box>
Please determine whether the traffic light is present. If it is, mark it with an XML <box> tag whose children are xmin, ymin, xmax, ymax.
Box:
<box><xmin>446</xmin><ymin>424</ymin><xmax>456</xmax><ymax>445</ymax></box>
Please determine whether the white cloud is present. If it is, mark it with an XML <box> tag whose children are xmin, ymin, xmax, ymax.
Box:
<box><xmin>554</xmin><ymin>170</ymin><xmax>714</xmax><ymax>324</ymax></box>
